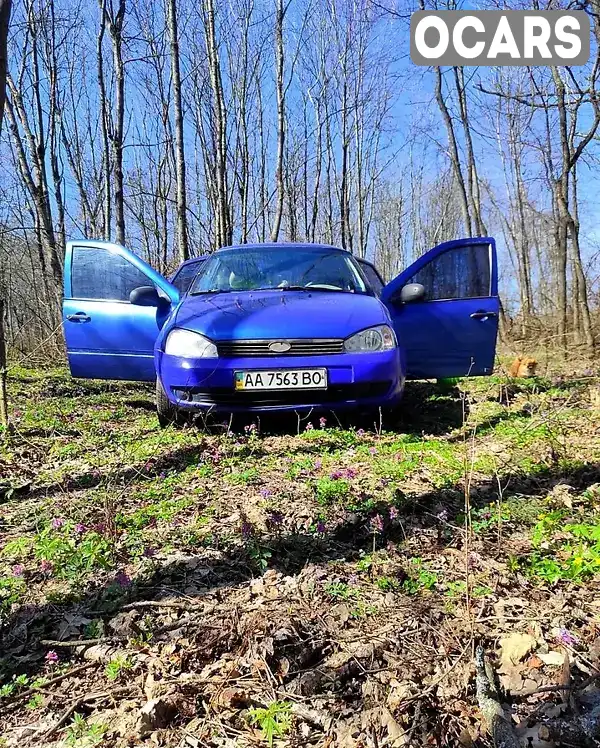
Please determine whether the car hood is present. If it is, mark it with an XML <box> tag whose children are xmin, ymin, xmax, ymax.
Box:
<box><xmin>174</xmin><ymin>290</ymin><xmax>388</xmax><ymax>340</ymax></box>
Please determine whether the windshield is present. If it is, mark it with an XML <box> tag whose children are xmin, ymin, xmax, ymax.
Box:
<box><xmin>189</xmin><ymin>246</ymin><xmax>367</xmax><ymax>295</ymax></box>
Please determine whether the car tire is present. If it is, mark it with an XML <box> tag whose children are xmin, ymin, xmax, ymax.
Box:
<box><xmin>156</xmin><ymin>379</ymin><xmax>183</xmax><ymax>428</ymax></box>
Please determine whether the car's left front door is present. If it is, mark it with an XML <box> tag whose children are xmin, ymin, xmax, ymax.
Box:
<box><xmin>63</xmin><ymin>241</ymin><xmax>179</xmax><ymax>381</ymax></box>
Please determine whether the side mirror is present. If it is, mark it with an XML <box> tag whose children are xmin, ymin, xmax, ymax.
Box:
<box><xmin>130</xmin><ymin>285</ymin><xmax>162</xmax><ymax>307</ymax></box>
<box><xmin>396</xmin><ymin>283</ymin><xmax>426</xmax><ymax>304</ymax></box>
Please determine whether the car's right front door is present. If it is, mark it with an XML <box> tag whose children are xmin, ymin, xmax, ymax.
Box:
<box><xmin>381</xmin><ymin>238</ymin><xmax>499</xmax><ymax>379</ymax></box>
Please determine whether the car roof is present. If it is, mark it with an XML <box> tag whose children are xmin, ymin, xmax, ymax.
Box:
<box><xmin>176</xmin><ymin>254</ymin><xmax>211</xmax><ymax>267</ymax></box>
<box><xmin>215</xmin><ymin>242</ymin><xmax>348</xmax><ymax>253</ymax></box>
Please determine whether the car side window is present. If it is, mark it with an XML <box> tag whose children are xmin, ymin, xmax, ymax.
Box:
<box><xmin>171</xmin><ymin>260</ymin><xmax>206</xmax><ymax>294</ymax></box>
<box><xmin>71</xmin><ymin>246</ymin><xmax>150</xmax><ymax>302</ymax></box>
<box><xmin>358</xmin><ymin>261</ymin><xmax>384</xmax><ymax>296</ymax></box>
<box><xmin>408</xmin><ymin>243</ymin><xmax>491</xmax><ymax>301</ymax></box>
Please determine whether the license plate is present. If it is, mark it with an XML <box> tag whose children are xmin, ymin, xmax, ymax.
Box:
<box><xmin>234</xmin><ymin>369</ymin><xmax>327</xmax><ymax>391</ymax></box>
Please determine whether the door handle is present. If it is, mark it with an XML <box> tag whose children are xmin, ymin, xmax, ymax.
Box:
<box><xmin>470</xmin><ymin>311</ymin><xmax>497</xmax><ymax>320</ymax></box>
<box><xmin>66</xmin><ymin>312</ymin><xmax>91</xmax><ymax>322</ymax></box>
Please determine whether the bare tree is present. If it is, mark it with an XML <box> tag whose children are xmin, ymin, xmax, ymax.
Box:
<box><xmin>167</xmin><ymin>0</ymin><xmax>189</xmax><ymax>261</ymax></box>
<box><xmin>100</xmin><ymin>0</ymin><xmax>127</xmax><ymax>246</ymax></box>
<box><xmin>270</xmin><ymin>0</ymin><xmax>287</xmax><ymax>241</ymax></box>
<box><xmin>0</xmin><ymin>0</ymin><xmax>12</xmax><ymax>430</ymax></box>
<box><xmin>202</xmin><ymin>0</ymin><xmax>231</xmax><ymax>248</ymax></box>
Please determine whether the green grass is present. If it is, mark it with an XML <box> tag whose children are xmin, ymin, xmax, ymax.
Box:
<box><xmin>2</xmin><ymin>364</ymin><xmax>599</xmax><ymax>620</ymax></box>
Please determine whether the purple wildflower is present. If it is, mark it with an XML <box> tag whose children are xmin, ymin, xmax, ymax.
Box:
<box><xmin>557</xmin><ymin>628</ymin><xmax>578</xmax><ymax>646</ymax></box>
<box><xmin>142</xmin><ymin>547</ymin><xmax>157</xmax><ymax>558</ymax></box>
<box><xmin>344</xmin><ymin>468</ymin><xmax>357</xmax><ymax>479</ymax></box>
<box><xmin>435</xmin><ymin>507</ymin><xmax>449</xmax><ymax>522</ymax></box>
<box><xmin>389</xmin><ymin>506</ymin><xmax>399</xmax><ymax>521</ymax></box>
<box><xmin>260</xmin><ymin>488</ymin><xmax>272</xmax><ymax>499</ymax></box>
<box><xmin>12</xmin><ymin>564</ymin><xmax>24</xmax><ymax>577</ymax></box>
<box><xmin>241</xmin><ymin>521</ymin><xmax>254</xmax><ymax>539</ymax></box>
<box><xmin>357</xmin><ymin>429</ymin><xmax>365</xmax><ymax>437</ymax></box>
<box><xmin>330</xmin><ymin>470</ymin><xmax>344</xmax><ymax>480</ymax></box>
<box><xmin>74</xmin><ymin>523</ymin><xmax>86</xmax><ymax>534</ymax></box>
<box><xmin>51</xmin><ymin>517</ymin><xmax>65</xmax><ymax>530</ymax></box>
<box><xmin>305</xmin><ymin>422</ymin><xmax>314</xmax><ymax>431</ymax></box>
<box><xmin>45</xmin><ymin>651</ymin><xmax>59</xmax><ymax>664</ymax></box>
<box><xmin>369</xmin><ymin>447</ymin><xmax>377</xmax><ymax>456</ymax></box>
<box><xmin>319</xmin><ymin>417</ymin><xmax>327</xmax><ymax>428</ymax></box>
<box><xmin>266</xmin><ymin>510</ymin><xmax>284</xmax><ymax>529</ymax></box>
<box><xmin>40</xmin><ymin>559</ymin><xmax>53</xmax><ymax>574</ymax></box>
<box><xmin>316</xmin><ymin>520</ymin><xmax>326</xmax><ymax>534</ymax></box>
<box><xmin>370</xmin><ymin>514</ymin><xmax>385</xmax><ymax>534</ymax></box>
<box><xmin>314</xmin><ymin>459</ymin><xmax>322</xmax><ymax>470</ymax></box>
<box><xmin>114</xmin><ymin>572</ymin><xmax>131</xmax><ymax>588</ymax></box>
<box><xmin>159</xmin><ymin>471</ymin><xmax>166</xmax><ymax>479</ymax></box>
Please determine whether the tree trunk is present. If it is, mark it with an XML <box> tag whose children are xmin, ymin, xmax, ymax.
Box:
<box><xmin>0</xmin><ymin>0</ymin><xmax>11</xmax><ymax>133</ymax></box>
<box><xmin>433</xmin><ymin>66</ymin><xmax>472</xmax><ymax>237</ymax></box>
<box><xmin>0</xmin><ymin>0</ymin><xmax>11</xmax><ymax>431</ymax></box>
<box><xmin>453</xmin><ymin>67</ymin><xmax>486</xmax><ymax>236</ymax></box>
<box><xmin>308</xmin><ymin>93</ymin><xmax>322</xmax><ymax>243</ymax></box>
<box><xmin>107</xmin><ymin>0</ymin><xmax>126</xmax><ymax>246</ymax></box>
<box><xmin>167</xmin><ymin>0</ymin><xmax>189</xmax><ymax>261</ymax></box>
<box><xmin>0</xmin><ymin>299</ymin><xmax>8</xmax><ymax>430</ymax></box>
<box><xmin>203</xmin><ymin>0</ymin><xmax>231</xmax><ymax>248</ymax></box>
<box><xmin>270</xmin><ymin>0</ymin><xmax>285</xmax><ymax>242</ymax></box>
<box><xmin>97</xmin><ymin>0</ymin><xmax>111</xmax><ymax>239</ymax></box>
<box><xmin>570</xmin><ymin>163</ymin><xmax>594</xmax><ymax>352</ymax></box>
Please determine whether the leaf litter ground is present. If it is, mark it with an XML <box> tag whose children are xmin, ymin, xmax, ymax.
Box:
<box><xmin>1</xmin><ymin>364</ymin><xmax>600</xmax><ymax>747</ymax></box>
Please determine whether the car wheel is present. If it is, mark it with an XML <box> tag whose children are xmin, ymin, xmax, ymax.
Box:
<box><xmin>156</xmin><ymin>379</ymin><xmax>183</xmax><ymax>428</ymax></box>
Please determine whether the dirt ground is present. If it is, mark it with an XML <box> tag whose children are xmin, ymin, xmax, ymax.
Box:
<box><xmin>1</xmin><ymin>362</ymin><xmax>600</xmax><ymax>747</ymax></box>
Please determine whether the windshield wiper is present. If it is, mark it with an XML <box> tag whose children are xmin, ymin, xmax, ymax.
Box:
<box><xmin>280</xmin><ymin>285</ymin><xmax>345</xmax><ymax>292</ymax></box>
<box><xmin>189</xmin><ymin>288</ymin><xmax>235</xmax><ymax>296</ymax></box>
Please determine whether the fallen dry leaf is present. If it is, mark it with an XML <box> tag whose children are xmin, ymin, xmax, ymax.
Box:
<box><xmin>500</xmin><ymin>632</ymin><xmax>537</xmax><ymax>670</ymax></box>
<box><xmin>537</xmin><ymin>651</ymin><xmax>564</xmax><ymax>667</ymax></box>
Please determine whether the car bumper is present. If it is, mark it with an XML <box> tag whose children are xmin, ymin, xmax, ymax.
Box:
<box><xmin>156</xmin><ymin>349</ymin><xmax>404</xmax><ymax>413</ymax></box>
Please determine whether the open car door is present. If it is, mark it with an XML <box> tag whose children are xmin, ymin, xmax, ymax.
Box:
<box><xmin>381</xmin><ymin>238</ymin><xmax>498</xmax><ymax>380</ymax></box>
<box><xmin>63</xmin><ymin>241</ymin><xmax>179</xmax><ymax>381</ymax></box>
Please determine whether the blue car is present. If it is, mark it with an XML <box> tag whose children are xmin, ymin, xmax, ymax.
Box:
<box><xmin>62</xmin><ymin>239</ymin><xmax>499</xmax><ymax>425</ymax></box>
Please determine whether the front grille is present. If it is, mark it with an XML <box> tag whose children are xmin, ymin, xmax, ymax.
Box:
<box><xmin>173</xmin><ymin>382</ymin><xmax>391</xmax><ymax>407</ymax></box>
<box><xmin>216</xmin><ymin>338</ymin><xmax>344</xmax><ymax>357</ymax></box>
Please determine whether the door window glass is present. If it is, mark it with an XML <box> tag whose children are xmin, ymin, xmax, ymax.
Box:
<box><xmin>171</xmin><ymin>259</ymin><xmax>207</xmax><ymax>294</ymax></box>
<box><xmin>71</xmin><ymin>247</ymin><xmax>150</xmax><ymax>301</ymax></box>
<box><xmin>408</xmin><ymin>243</ymin><xmax>491</xmax><ymax>300</ymax></box>
<box><xmin>358</xmin><ymin>261</ymin><xmax>384</xmax><ymax>296</ymax></box>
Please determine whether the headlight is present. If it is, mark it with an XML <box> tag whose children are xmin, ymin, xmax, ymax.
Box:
<box><xmin>344</xmin><ymin>324</ymin><xmax>396</xmax><ymax>353</ymax></box>
<box><xmin>165</xmin><ymin>329</ymin><xmax>218</xmax><ymax>358</ymax></box>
